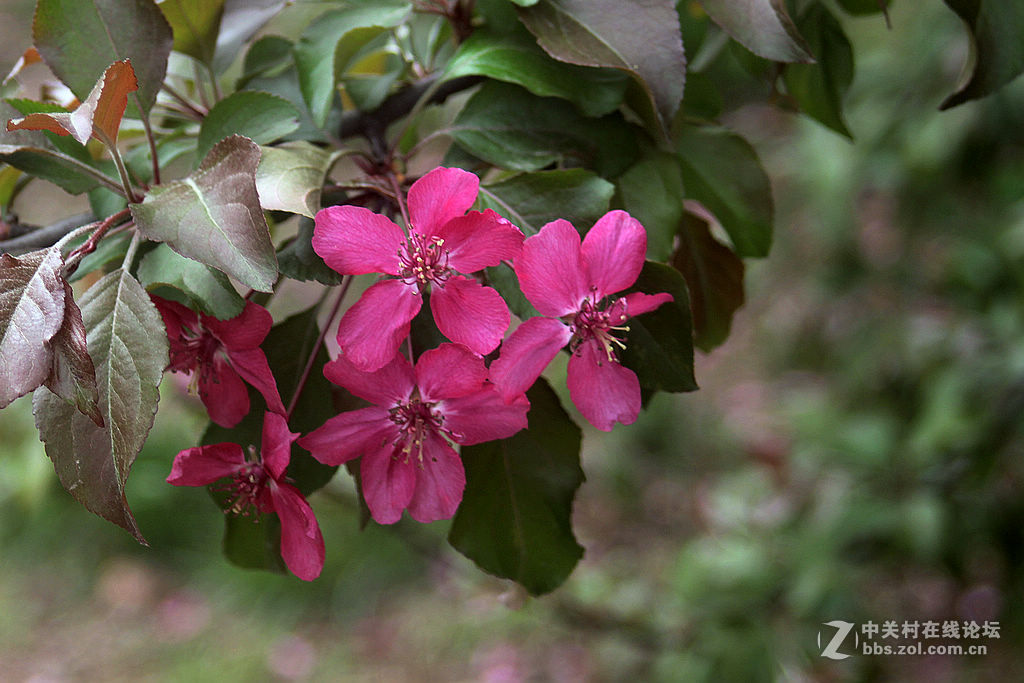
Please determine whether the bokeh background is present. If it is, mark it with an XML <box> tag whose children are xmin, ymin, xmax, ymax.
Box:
<box><xmin>2</xmin><ymin>1</ymin><xmax>1024</xmax><ymax>680</ymax></box>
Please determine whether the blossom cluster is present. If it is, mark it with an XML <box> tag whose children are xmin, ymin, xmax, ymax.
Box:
<box><xmin>160</xmin><ymin>167</ymin><xmax>670</xmax><ymax>580</ymax></box>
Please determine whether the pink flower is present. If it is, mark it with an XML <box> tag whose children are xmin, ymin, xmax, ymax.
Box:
<box><xmin>299</xmin><ymin>343</ymin><xmax>530</xmax><ymax>524</ymax></box>
<box><xmin>489</xmin><ymin>211</ymin><xmax>672</xmax><ymax>431</ymax></box>
<box><xmin>167</xmin><ymin>412</ymin><xmax>325</xmax><ymax>581</ymax></box>
<box><xmin>153</xmin><ymin>298</ymin><xmax>286</xmax><ymax>427</ymax></box>
<box><xmin>312</xmin><ymin>167</ymin><xmax>524</xmax><ymax>371</ymax></box>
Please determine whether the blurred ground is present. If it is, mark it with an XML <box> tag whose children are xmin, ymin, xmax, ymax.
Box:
<box><xmin>3</xmin><ymin>2</ymin><xmax>1024</xmax><ymax>682</ymax></box>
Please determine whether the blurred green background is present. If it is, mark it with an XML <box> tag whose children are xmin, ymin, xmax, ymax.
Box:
<box><xmin>3</xmin><ymin>1</ymin><xmax>1024</xmax><ymax>680</ymax></box>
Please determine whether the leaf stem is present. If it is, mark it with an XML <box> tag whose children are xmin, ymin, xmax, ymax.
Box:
<box><xmin>130</xmin><ymin>91</ymin><xmax>161</xmax><ymax>185</ymax></box>
<box><xmin>387</xmin><ymin>172</ymin><xmax>411</xmax><ymax>229</ymax></box>
<box><xmin>205</xmin><ymin>63</ymin><xmax>223</xmax><ymax>102</ymax></box>
<box><xmin>121</xmin><ymin>229</ymin><xmax>143</xmax><ymax>270</ymax></box>
<box><xmin>107</xmin><ymin>143</ymin><xmax>139</xmax><ymax>203</ymax></box>
<box><xmin>160</xmin><ymin>83</ymin><xmax>208</xmax><ymax>118</ymax></box>
<box><xmin>285</xmin><ymin>277</ymin><xmax>353</xmax><ymax>420</ymax></box>
<box><xmin>53</xmin><ymin>152</ymin><xmax>127</xmax><ymax>197</ymax></box>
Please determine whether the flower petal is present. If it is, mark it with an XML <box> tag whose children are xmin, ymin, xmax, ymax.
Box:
<box><xmin>269</xmin><ymin>481</ymin><xmax>325</xmax><ymax>581</ymax></box>
<box><xmin>151</xmin><ymin>296</ymin><xmax>195</xmax><ymax>341</ymax></box>
<box><xmin>226</xmin><ymin>347</ymin><xmax>286</xmax><ymax>416</ymax></box>
<box><xmin>407</xmin><ymin>166</ymin><xmax>479</xmax><ymax>236</ymax></box>
<box><xmin>580</xmin><ymin>210</ymin><xmax>647</xmax><ymax>298</ymax></box>
<box><xmin>566</xmin><ymin>341</ymin><xmax>641</xmax><ymax>431</ymax></box>
<box><xmin>336</xmin><ymin>279</ymin><xmax>422</xmax><ymax>372</ymax></box>
<box><xmin>312</xmin><ymin>205</ymin><xmax>403</xmax><ymax>276</ymax></box>
<box><xmin>516</xmin><ymin>219</ymin><xmax>588</xmax><ymax>316</ymax></box>
<box><xmin>261</xmin><ymin>411</ymin><xmax>299</xmax><ymax>481</ymax></box>
<box><xmin>623</xmin><ymin>291</ymin><xmax>673</xmax><ymax>318</ymax></box>
<box><xmin>407</xmin><ymin>432</ymin><xmax>465</xmax><ymax>523</ymax></box>
<box><xmin>488</xmin><ymin>316</ymin><xmax>572</xmax><ymax>401</ymax></box>
<box><xmin>442</xmin><ymin>386</ymin><xmax>530</xmax><ymax>445</ymax></box>
<box><xmin>323</xmin><ymin>352</ymin><xmax>415</xmax><ymax>406</ymax></box>
<box><xmin>430</xmin><ymin>276</ymin><xmax>509</xmax><ymax>356</ymax></box>
<box><xmin>299</xmin><ymin>406</ymin><xmax>397</xmax><ymax>465</ymax></box>
<box><xmin>360</xmin><ymin>446</ymin><xmax>416</xmax><ymax>524</ymax></box>
<box><xmin>439</xmin><ymin>209</ymin><xmax>523</xmax><ymax>273</ymax></box>
<box><xmin>204</xmin><ymin>301</ymin><xmax>272</xmax><ymax>349</ymax></box>
<box><xmin>415</xmin><ymin>343</ymin><xmax>487</xmax><ymax>402</ymax></box>
<box><xmin>167</xmin><ymin>442</ymin><xmax>245</xmax><ymax>486</ymax></box>
<box><xmin>198</xmin><ymin>356</ymin><xmax>250</xmax><ymax>428</ymax></box>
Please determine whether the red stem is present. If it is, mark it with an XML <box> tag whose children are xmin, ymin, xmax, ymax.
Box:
<box><xmin>63</xmin><ymin>208</ymin><xmax>132</xmax><ymax>276</ymax></box>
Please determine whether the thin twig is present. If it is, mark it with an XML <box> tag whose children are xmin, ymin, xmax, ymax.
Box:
<box><xmin>285</xmin><ymin>278</ymin><xmax>353</xmax><ymax>420</ymax></box>
<box><xmin>387</xmin><ymin>172</ymin><xmax>411</xmax><ymax>229</ymax></box>
<box><xmin>0</xmin><ymin>212</ymin><xmax>95</xmax><ymax>254</ymax></box>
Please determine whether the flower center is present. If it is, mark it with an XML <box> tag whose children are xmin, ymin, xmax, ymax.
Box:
<box><xmin>388</xmin><ymin>397</ymin><xmax>444</xmax><ymax>465</ymax></box>
<box><xmin>398</xmin><ymin>233</ymin><xmax>451</xmax><ymax>290</ymax></box>
<box><xmin>169</xmin><ymin>322</ymin><xmax>222</xmax><ymax>391</ymax></box>
<box><xmin>569</xmin><ymin>296</ymin><xmax>630</xmax><ymax>361</ymax></box>
<box><xmin>216</xmin><ymin>448</ymin><xmax>270</xmax><ymax>517</ymax></box>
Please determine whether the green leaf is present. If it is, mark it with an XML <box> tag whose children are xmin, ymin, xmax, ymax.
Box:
<box><xmin>672</xmin><ymin>205</ymin><xmax>745</xmax><ymax>351</ymax></box>
<box><xmin>940</xmin><ymin>0</ymin><xmax>1024</xmax><ymax>109</ymax></box>
<box><xmin>449</xmin><ymin>81</ymin><xmax>639</xmax><ymax>176</ymax></box>
<box><xmin>33</xmin><ymin>267</ymin><xmax>169</xmax><ymax>543</ymax></box>
<box><xmin>0</xmin><ymin>247</ymin><xmax>66</xmax><ymax>408</ymax></box>
<box><xmin>293</xmin><ymin>2</ymin><xmax>411</xmax><ymax>127</ymax></box>
<box><xmin>254</xmin><ymin>141</ymin><xmax>334</xmax><ymax>218</ymax></box>
<box><xmin>197</xmin><ymin>91</ymin><xmax>301</xmax><ymax>162</ymax></box>
<box><xmin>674</xmin><ymin>123</ymin><xmax>773</xmax><ymax>258</ymax></box>
<box><xmin>0</xmin><ymin>165</ymin><xmax>20</xmax><ymax>210</ymax></box>
<box><xmin>449</xmin><ymin>378</ymin><xmax>584</xmax><ymax>595</ymax></box>
<box><xmin>137</xmin><ymin>243</ymin><xmax>245</xmax><ymax>319</ymax></box>
<box><xmin>517</xmin><ymin>0</ymin><xmax>685</xmax><ymax>138</ymax></box>
<box><xmin>621</xmin><ymin>261</ymin><xmax>697</xmax><ymax>396</ymax></box>
<box><xmin>238</xmin><ymin>35</ymin><xmax>293</xmax><ymax>88</ymax></box>
<box><xmin>33</xmin><ymin>0</ymin><xmax>173</xmax><ymax>117</ymax></box>
<box><xmin>0</xmin><ymin>148</ymin><xmax>101</xmax><ymax>194</ymax></box>
<box><xmin>223</xmin><ymin>511</ymin><xmax>287</xmax><ymax>573</ymax></box>
<box><xmin>44</xmin><ymin>280</ymin><xmax>103</xmax><ymax>427</ymax></box>
<box><xmin>277</xmin><ymin>217</ymin><xmax>343</xmax><ymax>285</ymax></box>
<box><xmin>131</xmin><ymin>135</ymin><xmax>279</xmax><ymax>292</ymax></box>
<box><xmin>617</xmin><ymin>150</ymin><xmax>686</xmax><ymax>262</ymax></box>
<box><xmin>0</xmin><ymin>100</ymin><xmax>106</xmax><ymax>194</ymax></box>
<box><xmin>783</xmin><ymin>4</ymin><xmax>854</xmax><ymax>138</ymax></box>
<box><xmin>158</xmin><ymin>0</ymin><xmax>226</xmax><ymax>66</ymax></box>
<box><xmin>445</xmin><ymin>27</ymin><xmax>628</xmax><ymax>117</ymax></box>
<box><xmin>836</xmin><ymin>0</ymin><xmax>890</xmax><ymax>15</ymax></box>
<box><xmin>213</xmin><ymin>0</ymin><xmax>288</xmax><ymax>74</ymax></box>
<box><xmin>698</xmin><ymin>0</ymin><xmax>813</xmax><ymax>63</ymax></box>
<box><xmin>476</xmin><ymin>168</ymin><xmax>614</xmax><ymax>236</ymax></box>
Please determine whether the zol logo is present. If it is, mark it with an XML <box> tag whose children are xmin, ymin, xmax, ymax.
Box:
<box><xmin>818</xmin><ymin>620</ymin><xmax>859</xmax><ymax>660</ymax></box>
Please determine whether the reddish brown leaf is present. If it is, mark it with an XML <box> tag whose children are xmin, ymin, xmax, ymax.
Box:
<box><xmin>5</xmin><ymin>59</ymin><xmax>138</xmax><ymax>147</ymax></box>
<box><xmin>2</xmin><ymin>46</ymin><xmax>42</xmax><ymax>84</ymax></box>
<box><xmin>0</xmin><ymin>247</ymin><xmax>66</xmax><ymax>408</ymax></box>
<box><xmin>45</xmin><ymin>280</ymin><xmax>103</xmax><ymax>427</ymax></box>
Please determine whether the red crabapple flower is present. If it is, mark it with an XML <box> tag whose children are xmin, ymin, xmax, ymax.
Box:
<box><xmin>489</xmin><ymin>211</ymin><xmax>673</xmax><ymax>431</ymax></box>
<box><xmin>312</xmin><ymin>166</ymin><xmax>524</xmax><ymax>372</ymax></box>
<box><xmin>167</xmin><ymin>412</ymin><xmax>325</xmax><ymax>581</ymax></box>
<box><xmin>299</xmin><ymin>343</ymin><xmax>530</xmax><ymax>524</ymax></box>
<box><xmin>153</xmin><ymin>297</ymin><xmax>286</xmax><ymax>428</ymax></box>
